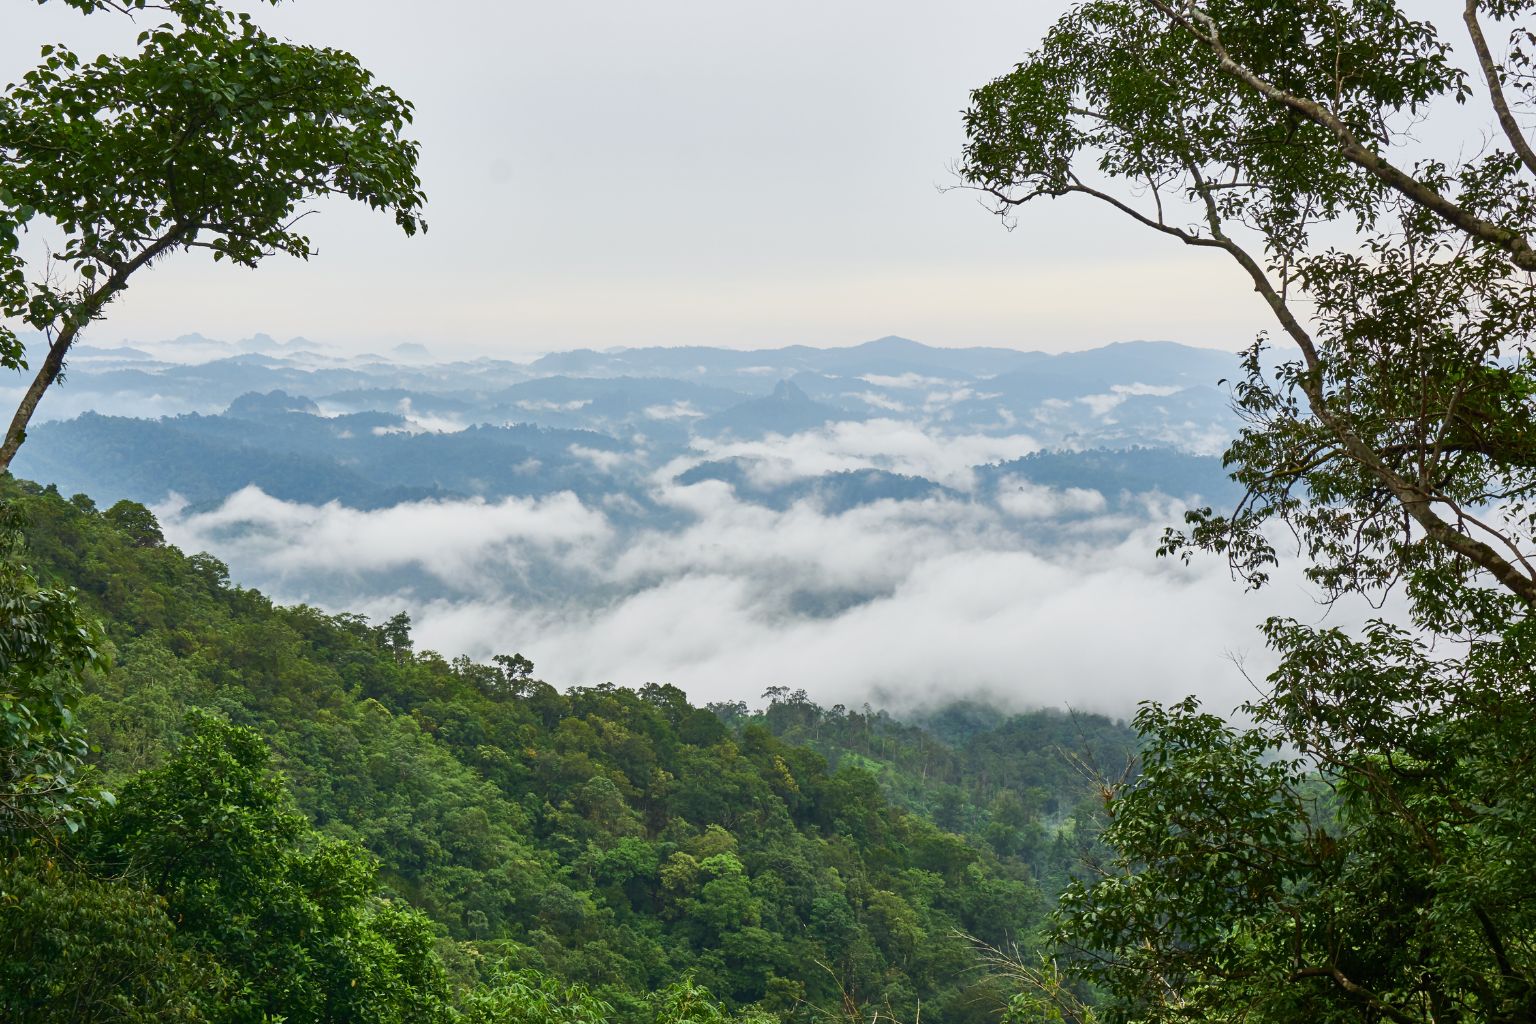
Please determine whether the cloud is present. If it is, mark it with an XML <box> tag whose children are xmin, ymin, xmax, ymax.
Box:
<box><xmin>644</xmin><ymin>400</ymin><xmax>706</xmax><ymax>420</ymax></box>
<box><xmin>682</xmin><ymin>418</ymin><xmax>1041</xmax><ymax>489</ymax></box>
<box><xmin>0</xmin><ymin>386</ymin><xmax>225</xmax><ymax>422</ymax></box>
<box><xmin>612</xmin><ymin>481</ymin><xmax>1009</xmax><ymax>599</ymax></box>
<box><xmin>995</xmin><ymin>478</ymin><xmax>1107</xmax><ymax>519</ymax></box>
<box><xmin>1077</xmin><ymin>382</ymin><xmax>1187</xmax><ymax>418</ymax></box>
<box><xmin>159</xmin><ymin>486</ymin><xmax>612</xmax><ymax>592</ymax></box>
<box><xmin>850</xmin><ymin>391</ymin><xmax>908</xmax><ymax>412</ymax></box>
<box><xmin>387</xmin><ymin>519</ymin><xmax>1344</xmax><ymax>719</ymax></box>
<box><xmin>155</xmin><ymin>475</ymin><xmax>1370</xmax><ymax>720</ymax></box>
<box><xmin>371</xmin><ymin>415</ymin><xmax>465</xmax><ymax>436</ymax></box>
<box><xmin>568</xmin><ymin>444</ymin><xmax>634</xmax><ymax>472</ymax></box>
<box><xmin>517</xmin><ymin>399</ymin><xmax>592</xmax><ymax>413</ymax></box>
<box><xmin>1115</xmin><ymin>383</ymin><xmax>1184</xmax><ymax>398</ymax></box>
<box><xmin>859</xmin><ymin>372</ymin><xmax>954</xmax><ymax>389</ymax></box>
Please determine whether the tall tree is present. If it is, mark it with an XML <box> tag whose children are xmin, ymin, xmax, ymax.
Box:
<box><xmin>0</xmin><ymin>0</ymin><xmax>425</xmax><ymax>471</ymax></box>
<box><xmin>963</xmin><ymin>2</ymin><xmax>1536</xmax><ymax>1021</ymax></box>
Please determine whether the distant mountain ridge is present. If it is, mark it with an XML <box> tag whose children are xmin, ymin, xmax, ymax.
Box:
<box><xmin>527</xmin><ymin>335</ymin><xmax>1234</xmax><ymax>383</ymax></box>
<box><xmin>11</xmin><ymin>334</ymin><xmax>1245</xmax><ymax>520</ymax></box>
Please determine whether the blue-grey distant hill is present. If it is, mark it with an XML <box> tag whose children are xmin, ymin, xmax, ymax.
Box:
<box><xmin>11</xmin><ymin>334</ymin><xmax>1245</xmax><ymax>520</ymax></box>
<box><xmin>698</xmin><ymin>380</ymin><xmax>862</xmax><ymax>440</ymax></box>
<box><xmin>17</xmin><ymin>407</ymin><xmax>648</xmax><ymax>514</ymax></box>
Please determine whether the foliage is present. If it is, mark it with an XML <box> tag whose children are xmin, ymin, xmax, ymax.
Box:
<box><xmin>0</xmin><ymin>0</ymin><xmax>424</xmax><ymax>470</ymax></box>
<box><xmin>0</xmin><ymin>502</ymin><xmax>108</xmax><ymax>839</ymax></box>
<box><xmin>722</xmin><ymin>691</ymin><xmax>1133</xmax><ymax>895</ymax></box>
<box><xmin>962</xmin><ymin>0</ymin><xmax>1536</xmax><ymax>1020</ymax></box>
<box><xmin>462</xmin><ymin>970</ymin><xmax>777</xmax><ymax>1024</ymax></box>
<box><xmin>0</xmin><ymin>856</ymin><xmax>210</xmax><ymax>1023</ymax></box>
<box><xmin>0</xmin><ymin>479</ymin><xmax>1112</xmax><ymax>1023</ymax></box>
<box><xmin>2</xmin><ymin>710</ymin><xmax>455</xmax><ymax>1023</ymax></box>
<box><xmin>81</xmin><ymin>711</ymin><xmax>457</xmax><ymax>1024</ymax></box>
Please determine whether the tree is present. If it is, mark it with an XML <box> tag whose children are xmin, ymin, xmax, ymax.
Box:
<box><xmin>82</xmin><ymin>712</ymin><xmax>456</xmax><ymax>1024</ymax></box>
<box><xmin>102</xmin><ymin>499</ymin><xmax>163</xmax><ymax>548</ymax></box>
<box><xmin>0</xmin><ymin>0</ymin><xmax>425</xmax><ymax>472</ymax></box>
<box><xmin>0</xmin><ymin>857</ymin><xmax>211</xmax><ymax>1024</ymax></box>
<box><xmin>0</xmin><ymin>502</ymin><xmax>108</xmax><ymax>840</ymax></box>
<box><xmin>461</xmin><ymin>969</ymin><xmax>778</xmax><ymax>1024</ymax></box>
<box><xmin>962</xmin><ymin>1</ymin><xmax>1536</xmax><ymax>1020</ymax></box>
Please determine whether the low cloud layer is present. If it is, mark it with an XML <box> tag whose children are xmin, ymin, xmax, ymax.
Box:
<box><xmin>165</xmin><ymin>488</ymin><xmax>612</xmax><ymax>590</ymax></box>
<box><xmin>158</xmin><ymin>468</ymin><xmax>1359</xmax><ymax>718</ymax></box>
<box><xmin>683</xmin><ymin>418</ymin><xmax>1042</xmax><ymax>489</ymax></box>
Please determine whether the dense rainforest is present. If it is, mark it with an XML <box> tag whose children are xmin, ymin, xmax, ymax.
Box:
<box><xmin>0</xmin><ymin>477</ymin><xmax>1132</xmax><ymax>1023</ymax></box>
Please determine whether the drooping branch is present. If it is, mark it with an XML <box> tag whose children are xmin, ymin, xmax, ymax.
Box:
<box><xmin>1211</xmin><ymin>234</ymin><xmax>1536</xmax><ymax>606</ymax></box>
<box><xmin>1030</xmin><ymin>156</ymin><xmax>1536</xmax><ymax>605</ymax></box>
<box><xmin>1287</xmin><ymin>965</ymin><xmax>1423</xmax><ymax>1024</ymax></box>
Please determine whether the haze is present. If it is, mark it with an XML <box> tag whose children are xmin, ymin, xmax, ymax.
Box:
<box><xmin>2</xmin><ymin>0</ymin><xmax>1269</xmax><ymax>356</ymax></box>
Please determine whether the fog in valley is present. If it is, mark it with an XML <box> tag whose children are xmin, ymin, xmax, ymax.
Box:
<box><xmin>13</xmin><ymin>331</ymin><xmax>1373</xmax><ymax>715</ymax></box>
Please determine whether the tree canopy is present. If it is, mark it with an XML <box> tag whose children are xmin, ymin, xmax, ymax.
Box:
<box><xmin>0</xmin><ymin>479</ymin><xmax>1116</xmax><ymax>1023</ymax></box>
<box><xmin>0</xmin><ymin>0</ymin><xmax>425</xmax><ymax>471</ymax></box>
<box><xmin>963</xmin><ymin>2</ymin><xmax>1536</xmax><ymax>1021</ymax></box>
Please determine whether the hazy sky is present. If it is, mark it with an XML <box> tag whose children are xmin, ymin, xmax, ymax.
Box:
<box><xmin>3</xmin><ymin>1</ymin><xmax>1272</xmax><ymax>357</ymax></box>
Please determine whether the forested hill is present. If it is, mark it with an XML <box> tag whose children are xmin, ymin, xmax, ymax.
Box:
<box><xmin>4</xmin><ymin>477</ymin><xmax>1133</xmax><ymax>1024</ymax></box>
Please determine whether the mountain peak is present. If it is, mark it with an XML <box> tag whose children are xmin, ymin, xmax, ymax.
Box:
<box><xmin>856</xmin><ymin>335</ymin><xmax>929</xmax><ymax>353</ymax></box>
<box><xmin>771</xmin><ymin>379</ymin><xmax>810</xmax><ymax>402</ymax></box>
<box><xmin>226</xmin><ymin>390</ymin><xmax>321</xmax><ymax>418</ymax></box>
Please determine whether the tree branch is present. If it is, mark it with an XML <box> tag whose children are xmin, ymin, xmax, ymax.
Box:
<box><xmin>1057</xmin><ymin>156</ymin><xmax>1536</xmax><ymax>605</ymax></box>
<box><xmin>1464</xmin><ymin>0</ymin><xmax>1536</xmax><ymax>178</ymax></box>
<box><xmin>0</xmin><ymin>223</ymin><xmax>191</xmax><ymax>475</ymax></box>
<box><xmin>1152</xmin><ymin>0</ymin><xmax>1536</xmax><ymax>272</ymax></box>
<box><xmin>1289</xmin><ymin>965</ymin><xmax>1422</xmax><ymax>1024</ymax></box>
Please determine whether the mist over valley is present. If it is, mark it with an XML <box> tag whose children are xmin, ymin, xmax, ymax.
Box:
<box><xmin>12</xmin><ymin>333</ymin><xmax>1331</xmax><ymax>712</ymax></box>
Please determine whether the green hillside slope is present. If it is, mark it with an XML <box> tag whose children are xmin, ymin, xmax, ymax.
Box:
<box><xmin>1</xmin><ymin>479</ymin><xmax>1130</xmax><ymax>1022</ymax></box>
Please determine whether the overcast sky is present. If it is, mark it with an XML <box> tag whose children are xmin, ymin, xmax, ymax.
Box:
<box><xmin>3</xmin><ymin>1</ymin><xmax>1272</xmax><ymax>357</ymax></box>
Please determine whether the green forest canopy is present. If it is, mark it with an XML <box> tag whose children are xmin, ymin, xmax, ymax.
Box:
<box><xmin>0</xmin><ymin>479</ymin><xmax>1130</xmax><ymax>1023</ymax></box>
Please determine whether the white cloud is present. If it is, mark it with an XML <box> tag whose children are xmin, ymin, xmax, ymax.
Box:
<box><xmin>372</xmin><ymin>415</ymin><xmax>466</xmax><ymax>436</ymax></box>
<box><xmin>850</xmin><ymin>391</ymin><xmax>908</xmax><ymax>412</ymax></box>
<box><xmin>517</xmin><ymin>399</ymin><xmax>592</xmax><ymax>413</ymax></box>
<box><xmin>681</xmin><ymin>418</ymin><xmax>1040</xmax><ymax>489</ymax></box>
<box><xmin>1114</xmin><ymin>383</ymin><xmax>1184</xmax><ymax>398</ymax></box>
<box><xmin>923</xmin><ymin>387</ymin><xmax>978</xmax><ymax>411</ymax></box>
<box><xmin>995</xmin><ymin>478</ymin><xmax>1107</xmax><ymax>519</ymax></box>
<box><xmin>859</xmin><ymin>372</ymin><xmax>954</xmax><ymax>389</ymax></box>
<box><xmin>394</xmin><ymin>522</ymin><xmax>1350</xmax><ymax>718</ymax></box>
<box><xmin>615</xmin><ymin>481</ymin><xmax>1007</xmax><ymax>598</ymax></box>
<box><xmin>0</xmin><ymin>386</ymin><xmax>224</xmax><ymax>423</ymax></box>
<box><xmin>567</xmin><ymin>444</ymin><xmax>633</xmax><ymax>472</ymax></box>
<box><xmin>643</xmin><ymin>400</ymin><xmax>706</xmax><ymax>420</ymax></box>
<box><xmin>1077</xmin><ymin>393</ymin><xmax>1124</xmax><ymax>418</ymax></box>
<box><xmin>354</xmin><ymin>398</ymin><xmax>469</xmax><ymax>435</ymax></box>
<box><xmin>158</xmin><ymin>487</ymin><xmax>612</xmax><ymax>591</ymax></box>
<box><xmin>155</xmin><ymin>476</ymin><xmax>1376</xmax><ymax>720</ymax></box>
<box><xmin>1077</xmin><ymin>383</ymin><xmax>1187</xmax><ymax>418</ymax></box>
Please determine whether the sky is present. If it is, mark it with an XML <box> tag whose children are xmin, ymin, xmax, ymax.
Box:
<box><xmin>1</xmin><ymin>0</ymin><xmax>1271</xmax><ymax>356</ymax></box>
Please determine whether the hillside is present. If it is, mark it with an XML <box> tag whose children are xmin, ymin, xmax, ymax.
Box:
<box><xmin>1</xmin><ymin>478</ymin><xmax>1133</xmax><ymax>1023</ymax></box>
